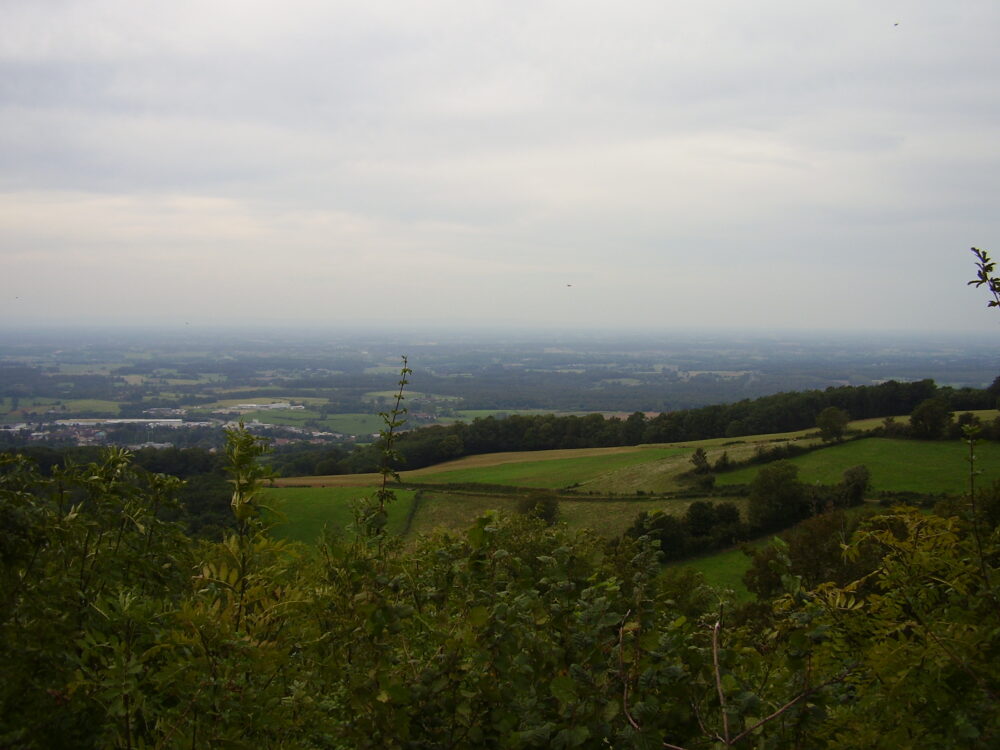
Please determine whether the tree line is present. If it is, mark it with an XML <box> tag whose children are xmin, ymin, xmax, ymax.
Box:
<box><xmin>273</xmin><ymin>377</ymin><xmax>997</xmax><ymax>476</ymax></box>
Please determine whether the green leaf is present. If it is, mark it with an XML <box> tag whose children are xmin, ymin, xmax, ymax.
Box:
<box><xmin>550</xmin><ymin>674</ymin><xmax>577</xmax><ymax>705</ymax></box>
<box><xmin>553</xmin><ymin>725</ymin><xmax>590</xmax><ymax>748</ymax></box>
<box><xmin>468</xmin><ymin>605</ymin><xmax>490</xmax><ymax>627</ymax></box>
<box><xmin>385</xmin><ymin>684</ymin><xmax>411</xmax><ymax>705</ymax></box>
<box><xmin>603</xmin><ymin>698</ymin><xmax>620</xmax><ymax>721</ymax></box>
<box><xmin>514</xmin><ymin>723</ymin><xmax>555</xmax><ymax>744</ymax></box>
<box><xmin>468</xmin><ymin>519</ymin><xmax>487</xmax><ymax>549</ymax></box>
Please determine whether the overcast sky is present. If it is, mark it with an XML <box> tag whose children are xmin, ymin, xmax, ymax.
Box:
<box><xmin>2</xmin><ymin>0</ymin><xmax>999</xmax><ymax>333</ymax></box>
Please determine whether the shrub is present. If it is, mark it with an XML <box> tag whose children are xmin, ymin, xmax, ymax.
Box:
<box><xmin>516</xmin><ymin>490</ymin><xmax>560</xmax><ymax>525</ymax></box>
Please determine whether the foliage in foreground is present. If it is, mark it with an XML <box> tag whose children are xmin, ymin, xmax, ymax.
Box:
<box><xmin>2</xmin><ymin>425</ymin><xmax>1000</xmax><ymax>748</ymax></box>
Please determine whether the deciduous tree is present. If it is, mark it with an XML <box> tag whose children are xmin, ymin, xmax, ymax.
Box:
<box><xmin>816</xmin><ymin>405</ymin><xmax>850</xmax><ymax>442</ymax></box>
<box><xmin>748</xmin><ymin>460</ymin><xmax>807</xmax><ymax>532</ymax></box>
<box><xmin>909</xmin><ymin>396</ymin><xmax>953</xmax><ymax>439</ymax></box>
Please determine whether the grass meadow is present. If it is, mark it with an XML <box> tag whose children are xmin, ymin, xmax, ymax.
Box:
<box><xmin>557</xmin><ymin>495</ymin><xmax>748</xmax><ymax>538</ymax></box>
<box><xmin>33</xmin><ymin>399</ymin><xmax>123</xmax><ymax>415</ymax></box>
<box><xmin>3</xmin><ymin>398</ymin><xmax>122</xmax><ymax>417</ymax></box>
<box><xmin>405</xmin><ymin>492</ymin><xmax>518</xmax><ymax>537</ymax></box>
<box><xmin>716</xmin><ymin>437</ymin><xmax>1000</xmax><ymax>495</ymax></box>
<box><xmin>451</xmin><ymin>409</ymin><xmax>586</xmax><ymax>421</ymax></box>
<box><xmin>267</xmin><ymin>482</ymin><xmax>751</xmax><ymax>552</ymax></box>
<box><xmin>845</xmin><ymin>409</ymin><xmax>999</xmax><ymax>433</ymax></box>
<box><xmin>403</xmin><ymin>491</ymin><xmax>749</xmax><ymax>540</ymax></box>
<box><xmin>409</xmin><ymin>446</ymin><xmax>686</xmax><ymax>489</ymax></box>
<box><xmin>318</xmin><ymin>414</ymin><xmax>386</xmax><ymax>437</ymax></box>
<box><xmin>680</xmin><ymin>546</ymin><xmax>757</xmax><ymax>602</ymax></box>
<box><xmin>362</xmin><ymin>390</ymin><xmax>461</xmax><ymax>403</ymax></box>
<box><xmin>243</xmin><ymin>409</ymin><xmax>320</xmax><ymax>426</ymax></box>
<box><xmin>273</xmin><ymin>445</ymin><xmax>693</xmax><ymax>489</ymax></box>
<box><xmin>201</xmin><ymin>397</ymin><xmax>330</xmax><ymax>408</ymax></box>
<box><xmin>267</xmin><ymin>483</ymin><xmax>761</xmax><ymax>597</ymax></box>
<box><xmin>265</xmin><ymin>486</ymin><xmax>416</xmax><ymax>544</ymax></box>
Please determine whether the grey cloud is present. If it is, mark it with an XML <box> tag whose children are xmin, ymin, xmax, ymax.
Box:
<box><xmin>1</xmin><ymin>0</ymin><xmax>998</xmax><ymax>331</ymax></box>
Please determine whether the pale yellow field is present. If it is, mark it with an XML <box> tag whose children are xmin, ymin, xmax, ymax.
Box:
<box><xmin>272</xmin><ymin>429</ymin><xmax>823</xmax><ymax>490</ymax></box>
<box><xmin>847</xmin><ymin>410</ymin><xmax>998</xmax><ymax>432</ymax></box>
<box><xmin>273</xmin><ymin>446</ymin><xmax>656</xmax><ymax>487</ymax></box>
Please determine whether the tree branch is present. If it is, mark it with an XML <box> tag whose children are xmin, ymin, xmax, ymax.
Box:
<box><xmin>728</xmin><ymin>669</ymin><xmax>852</xmax><ymax>745</ymax></box>
<box><xmin>711</xmin><ymin>617</ymin><xmax>730</xmax><ymax>744</ymax></box>
<box><xmin>617</xmin><ymin>610</ymin><xmax>641</xmax><ymax>732</ymax></box>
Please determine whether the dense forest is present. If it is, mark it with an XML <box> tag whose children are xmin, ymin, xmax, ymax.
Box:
<box><xmin>2</xmin><ymin>422</ymin><xmax>998</xmax><ymax>748</ymax></box>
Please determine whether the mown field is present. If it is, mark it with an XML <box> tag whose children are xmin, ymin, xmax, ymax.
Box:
<box><xmin>451</xmin><ymin>409</ymin><xmax>587</xmax><ymax>421</ymax></box>
<box><xmin>8</xmin><ymin>398</ymin><xmax>122</xmax><ymax>417</ymax></box>
<box><xmin>266</xmin><ymin>487</ymin><xmax>417</xmax><ymax>544</ymax></box>
<box><xmin>317</xmin><ymin>414</ymin><xmax>386</xmax><ymax>436</ymax></box>
<box><xmin>271</xmin><ymin>427</ymin><xmax>825</xmax><ymax>491</ymax></box>
<box><xmin>271</xmin><ymin>445</ymin><xmax>697</xmax><ymax>488</ymax></box>
<box><xmin>196</xmin><ymin>396</ymin><xmax>330</xmax><ymax>409</ymax></box>
<box><xmin>400</xmin><ymin>490</ymin><xmax>749</xmax><ymax>540</ymax></box>
<box><xmin>409</xmin><ymin>446</ymin><xmax>687</xmax><ymax>489</ymax></box>
<box><xmin>717</xmin><ymin>437</ymin><xmax>1000</xmax><ymax>495</ymax></box>
<box><xmin>362</xmin><ymin>390</ymin><xmax>461</xmax><ymax>403</ymax></box>
<box><xmin>681</xmin><ymin>546</ymin><xmax>757</xmax><ymax>602</ymax></box>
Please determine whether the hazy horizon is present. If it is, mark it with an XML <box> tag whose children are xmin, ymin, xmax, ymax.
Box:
<box><xmin>3</xmin><ymin>321</ymin><xmax>1000</xmax><ymax>347</ymax></box>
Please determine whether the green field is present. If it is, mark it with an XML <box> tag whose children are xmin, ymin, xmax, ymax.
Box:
<box><xmin>265</xmin><ymin>486</ymin><xmax>416</xmax><ymax>544</ymax></box>
<box><xmin>362</xmin><ymin>390</ymin><xmax>460</xmax><ymax>403</ymax></box>
<box><xmin>211</xmin><ymin>386</ymin><xmax>288</xmax><ymax>395</ymax></box>
<box><xmin>846</xmin><ymin>409</ymin><xmax>999</xmax><ymax>433</ymax></box>
<box><xmin>451</xmin><ymin>409</ymin><xmax>583</xmax><ymax>421</ymax></box>
<box><xmin>410</xmin><ymin>446</ymin><xmax>685</xmax><ymax>489</ymax></box>
<box><xmin>3</xmin><ymin>397</ymin><xmax>122</xmax><ymax>418</ymax></box>
<box><xmin>319</xmin><ymin>414</ymin><xmax>386</xmax><ymax>437</ymax></box>
<box><xmin>267</xmin><ymin>433</ymin><xmax>1000</xmax><ymax>548</ymax></box>
<box><xmin>66</xmin><ymin>399</ymin><xmax>123</xmax><ymax>414</ymax></box>
<box><xmin>196</xmin><ymin>397</ymin><xmax>328</xmax><ymax>409</ymax></box>
<box><xmin>268</xmin><ymin>473</ymin><xmax>749</xmax><ymax>545</ymax></box>
<box><xmin>680</xmin><ymin>546</ymin><xmax>756</xmax><ymax>602</ymax></box>
<box><xmin>716</xmin><ymin>437</ymin><xmax>1000</xmax><ymax>495</ymax></box>
<box><xmin>599</xmin><ymin>378</ymin><xmax>643</xmax><ymax>387</ymax></box>
<box><xmin>263</xmin><ymin>433</ymin><xmax>1000</xmax><ymax>606</ymax></box>
<box><xmin>406</xmin><ymin>492</ymin><xmax>518</xmax><ymax>537</ymax></box>
<box><xmin>558</xmin><ymin>495</ymin><xmax>748</xmax><ymax>538</ymax></box>
<box><xmin>56</xmin><ymin>363</ymin><xmax>125</xmax><ymax>376</ymax></box>
<box><xmin>1</xmin><ymin>397</ymin><xmax>58</xmax><ymax>419</ymax></box>
<box><xmin>267</xmin><ymin>482</ymin><xmax>759</xmax><ymax>600</ymax></box>
<box><xmin>234</xmin><ymin>412</ymin><xmax>387</xmax><ymax>437</ymax></box>
<box><xmin>380</xmin><ymin>489</ymin><xmax>748</xmax><ymax>541</ymax></box>
<box><xmin>243</xmin><ymin>409</ymin><xmax>320</xmax><ymax>425</ymax></box>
